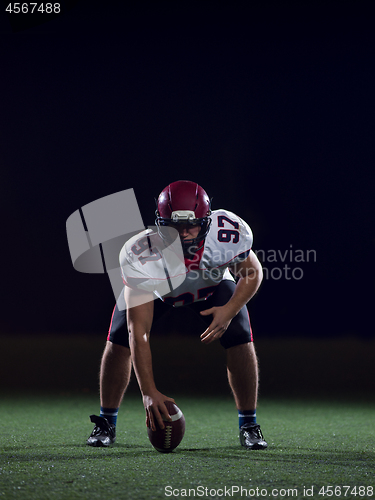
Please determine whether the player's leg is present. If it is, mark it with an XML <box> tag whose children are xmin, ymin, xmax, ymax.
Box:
<box><xmin>226</xmin><ymin>342</ymin><xmax>267</xmax><ymax>450</ymax></box>
<box><xmin>88</xmin><ymin>292</ymin><xmax>171</xmax><ymax>446</ymax></box>
<box><xmin>193</xmin><ymin>280</ymin><xmax>258</xmax><ymax>408</ymax></box>
<box><xmin>100</xmin><ymin>341</ymin><xmax>131</xmax><ymax>409</ymax></box>
<box><xmin>219</xmin><ymin>284</ymin><xmax>267</xmax><ymax>450</ymax></box>
<box><xmin>87</xmin><ymin>302</ymin><xmax>130</xmax><ymax>447</ymax></box>
<box><xmin>226</xmin><ymin>341</ymin><xmax>258</xmax><ymax>411</ymax></box>
<box><xmin>192</xmin><ymin>280</ymin><xmax>267</xmax><ymax>450</ymax></box>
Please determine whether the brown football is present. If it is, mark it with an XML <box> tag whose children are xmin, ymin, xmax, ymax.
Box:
<box><xmin>147</xmin><ymin>401</ymin><xmax>185</xmax><ymax>453</ymax></box>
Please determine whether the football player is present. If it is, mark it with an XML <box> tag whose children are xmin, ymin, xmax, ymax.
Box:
<box><xmin>87</xmin><ymin>180</ymin><xmax>267</xmax><ymax>450</ymax></box>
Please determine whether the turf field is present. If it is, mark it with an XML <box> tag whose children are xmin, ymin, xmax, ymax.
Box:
<box><xmin>1</xmin><ymin>395</ymin><xmax>374</xmax><ymax>499</ymax></box>
<box><xmin>0</xmin><ymin>334</ymin><xmax>374</xmax><ymax>499</ymax></box>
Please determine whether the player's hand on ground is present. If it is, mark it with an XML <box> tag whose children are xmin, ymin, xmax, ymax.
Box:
<box><xmin>143</xmin><ymin>391</ymin><xmax>175</xmax><ymax>431</ymax></box>
<box><xmin>199</xmin><ymin>306</ymin><xmax>233</xmax><ymax>344</ymax></box>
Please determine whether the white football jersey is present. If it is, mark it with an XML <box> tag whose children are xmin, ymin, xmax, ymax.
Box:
<box><xmin>120</xmin><ymin>209</ymin><xmax>253</xmax><ymax>306</ymax></box>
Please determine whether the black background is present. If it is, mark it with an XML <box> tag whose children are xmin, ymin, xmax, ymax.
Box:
<box><xmin>1</xmin><ymin>0</ymin><xmax>374</xmax><ymax>341</ymax></box>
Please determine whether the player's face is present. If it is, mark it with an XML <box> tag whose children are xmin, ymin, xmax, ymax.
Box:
<box><xmin>172</xmin><ymin>223</ymin><xmax>200</xmax><ymax>241</ymax></box>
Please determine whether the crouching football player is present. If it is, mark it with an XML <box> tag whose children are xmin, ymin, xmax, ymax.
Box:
<box><xmin>87</xmin><ymin>180</ymin><xmax>267</xmax><ymax>451</ymax></box>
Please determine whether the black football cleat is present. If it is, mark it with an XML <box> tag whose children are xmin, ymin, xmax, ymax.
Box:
<box><xmin>239</xmin><ymin>423</ymin><xmax>268</xmax><ymax>450</ymax></box>
<box><xmin>87</xmin><ymin>415</ymin><xmax>116</xmax><ymax>447</ymax></box>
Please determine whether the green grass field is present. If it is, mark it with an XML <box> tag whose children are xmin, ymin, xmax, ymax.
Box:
<box><xmin>1</xmin><ymin>395</ymin><xmax>374</xmax><ymax>500</ymax></box>
<box><xmin>0</xmin><ymin>334</ymin><xmax>374</xmax><ymax>499</ymax></box>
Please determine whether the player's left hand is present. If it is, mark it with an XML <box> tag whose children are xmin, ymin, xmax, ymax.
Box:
<box><xmin>199</xmin><ymin>306</ymin><xmax>233</xmax><ymax>344</ymax></box>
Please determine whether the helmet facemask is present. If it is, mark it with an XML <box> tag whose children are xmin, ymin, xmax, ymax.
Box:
<box><xmin>155</xmin><ymin>210</ymin><xmax>211</xmax><ymax>259</ymax></box>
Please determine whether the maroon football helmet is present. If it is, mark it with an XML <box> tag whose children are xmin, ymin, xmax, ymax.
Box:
<box><xmin>155</xmin><ymin>180</ymin><xmax>212</xmax><ymax>251</ymax></box>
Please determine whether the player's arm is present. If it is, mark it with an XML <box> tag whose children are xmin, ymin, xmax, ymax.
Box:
<box><xmin>125</xmin><ymin>286</ymin><xmax>174</xmax><ymax>430</ymax></box>
<box><xmin>200</xmin><ymin>250</ymin><xmax>263</xmax><ymax>344</ymax></box>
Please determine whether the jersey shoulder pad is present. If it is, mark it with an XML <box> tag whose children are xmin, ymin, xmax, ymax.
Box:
<box><xmin>121</xmin><ymin>229</ymin><xmax>148</xmax><ymax>261</ymax></box>
<box><xmin>120</xmin><ymin>229</ymin><xmax>162</xmax><ymax>286</ymax></box>
<box><xmin>202</xmin><ymin>209</ymin><xmax>253</xmax><ymax>268</ymax></box>
<box><xmin>120</xmin><ymin>229</ymin><xmax>156</xmax><ymax>266</ymax></box>
<box><xmin>120</xmin><ymin>228</ymin><xmax>186</xmax><ymax>295</ymax></box>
